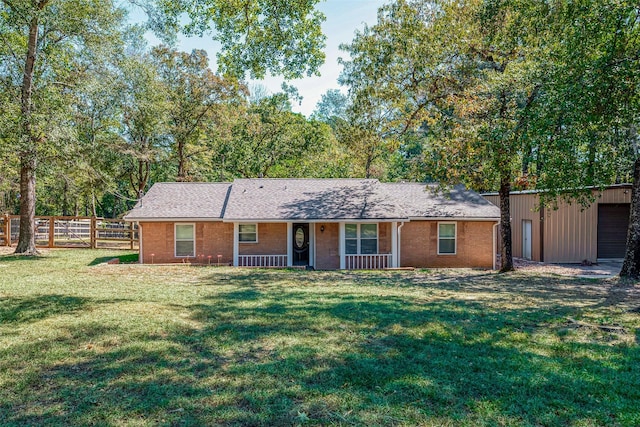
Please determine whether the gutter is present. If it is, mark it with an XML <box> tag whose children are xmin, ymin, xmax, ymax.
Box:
<box><xmin>407</xmin><ymin>217</ymin><xmax>500</xmax><ymax>221</ymax></box>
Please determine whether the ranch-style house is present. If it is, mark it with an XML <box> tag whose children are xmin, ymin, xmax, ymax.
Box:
<box><xmin>124</xmin><ymin>179</ymin><xmax>500</xmax><ymax>269</ymax></box>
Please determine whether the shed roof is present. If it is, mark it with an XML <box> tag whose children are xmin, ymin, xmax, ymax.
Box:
<box><xmin>124</xmin><ymin>179</ymin><xmax>499</xmax><ymax>221</ymax></box>
<box><xmin>123</xmin><ymin>182</ymin><xmax>231</xmax><ymax>220</ymax></box>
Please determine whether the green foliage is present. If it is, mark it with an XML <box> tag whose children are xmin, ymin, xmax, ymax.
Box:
<box><xmin>311</xmin><ymin>89</ymin><xmax>348</xmax><ymax>127</ymax></box>
<box><xmin>145</xmin><ymin>0</ymin><xmax>327</xmax><ymax>79</ymax></box>
<box><xmin>151</xmin><ymin>46</ymin><xmax>247</xmax><ymax>182</ymax></box>
<box><xmin>523</xmin><ymin>0</ymin><xmax>640</xmax><ymax>205</ymax></box>
<box><xmin>211</xmin><ymin>92</ymin><xmax>334</xmax><ymax>179</ymax></box>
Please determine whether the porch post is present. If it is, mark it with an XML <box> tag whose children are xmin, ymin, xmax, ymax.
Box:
<box><xmin>287</xmin><ymin>222</ymin><xmax>293</xmax><ymax>267</ymax></box>
<box><xmin>309</xmin><ymin>223</ymin><xmax>315</xmax><ymax>268</ymax></box>
<box><xmin>233</xmin><ymin>223</ymin><xmax>239</xmax><ymax>267</ymax></box>
<box><xmin>339</xmin><ymin>222</ymin><xmax>345</xmax><ymax>269</ymax></box>
<box><xmin>391</xmin><ymin>221</ymin><xmax>398</xmax><ymax>268</ymax></box>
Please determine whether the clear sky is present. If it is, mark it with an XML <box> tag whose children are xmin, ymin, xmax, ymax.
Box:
<box><xmin>132</xmin><ymin>0</ymin><xmax>387</xmax><ymax>116</ymax></box>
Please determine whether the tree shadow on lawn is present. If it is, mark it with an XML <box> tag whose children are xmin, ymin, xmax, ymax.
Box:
<box><xmin>87</xmin><ymin>253</ymin><xmax>138</xmax><ymax>266</ymax></box>
<box><xmin>0</xmin><ymin>344</ymin><xmax>216</xmax><ymax>426</ymax></box>
<box><xmin>167</xmin><ymin>284</ymin><xmax>640</xmax><ymax>425</ymax></box>
<box><xmin>0</xmin><ymin>254</ymin><xmax>47</xmax><ymax>264</ymax></box>
<box><xmin>0</xmin><ymin>295</ymin><xmax>89</xmax><ymax>324</ymax></box>
<box><xmin>2</xmin><ymin>271</ymin><xmax>639</xmax><ymax>426</ymax></box>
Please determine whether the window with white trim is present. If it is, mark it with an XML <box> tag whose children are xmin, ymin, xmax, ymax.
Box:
<box><xmin>238</xmin><ymin>224</ymin><xmax>258</xmax><ymax>243</ymax></box>
<box><xmin>345</xmin><ymin>223</ymin><xmax>378</xmax><ymax>255</ymax></box>
<box><xmin>438</xmin><ymin>222</ymin><xmax>456</xmax><ymax>255</ymax></box>
<box><xmin>175</xmin><ymin>224</ymin><xmax>195</xmax><ymax>257</ymax></box>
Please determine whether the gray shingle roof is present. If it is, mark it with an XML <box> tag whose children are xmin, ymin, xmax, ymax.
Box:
<box><xmin>124</xmin><ymin>179</ymin><xmax>499</xmax><ymax>221</ymax></box>
<box><xmin>224</xmin><ymin>179</ymin><xmax>406</xmax><ymax>220</ymax></box>
<box><xmin>381</xmin><ymin>183</ymin><xmax>500</xmax><ymax>219</ymax></box>
<box><xmin>123</xmin><ymin>182</ymin><xmax>231</xmax><ymax>220</ymax></box>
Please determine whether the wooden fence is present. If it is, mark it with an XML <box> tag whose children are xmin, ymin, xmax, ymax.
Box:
<box><xmin>0</xmin><ymin>215</ymin><xmax>138</xmax><ymax>249</ymax></box>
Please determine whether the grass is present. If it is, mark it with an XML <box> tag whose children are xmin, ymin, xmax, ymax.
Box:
<box><xmin>1</xmin><ymin>249</ymin><xmax>639</xmax><ymax>426</ymax></box>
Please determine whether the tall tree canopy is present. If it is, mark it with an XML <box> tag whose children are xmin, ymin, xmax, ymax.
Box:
<box><xmin>144</xmin><ymin>0</ymin><xmax>326</xmax><ymax>79</ymax></box>
<box><xmin>2</xmin><ymin>0</ymin><xmax>327</xmax><ymax>254</ymax></box>
<box><xmin>340</xmin><ymin>0</ymin><xmax>546</xmax><ymax>271</ymax></box>
<box><xmin>0</xmin><ymin>0</ymin><xmax>127</xmax><ymax>254</ymax></box>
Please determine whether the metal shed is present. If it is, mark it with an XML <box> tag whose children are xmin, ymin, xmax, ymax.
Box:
<box><xmin>483</xmin><ymin>184</ymin><xmax>632</xmax><ymax>263</ymax></box>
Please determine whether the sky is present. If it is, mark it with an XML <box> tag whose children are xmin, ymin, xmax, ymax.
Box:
<box><xmin>131</xmin><ymin>0</ymin><xmax>387</xmax><ymax>116</ymax></box>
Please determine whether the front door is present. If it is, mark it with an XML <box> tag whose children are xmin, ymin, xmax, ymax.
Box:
<box><xmin>292</xmin><ymin>223</ymin><xmax>310</xmax><ymax>266</ymax></box>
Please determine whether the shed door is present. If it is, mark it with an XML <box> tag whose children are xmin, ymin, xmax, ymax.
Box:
<box><xmin>522</xmin><ymin>220</ymin><xmax>532</xmax><ymax>260</ymax></box>
<box><xmin>597</xmin><ymin>204</ymin><xmax>630</xmax><ymax>259</ymax></box>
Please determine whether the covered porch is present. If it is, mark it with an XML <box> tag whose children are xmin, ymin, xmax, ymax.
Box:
<box><xmin>231</xmin><ymin>221</ymin><xmax>401</xmax><ymax>270</ymax></box>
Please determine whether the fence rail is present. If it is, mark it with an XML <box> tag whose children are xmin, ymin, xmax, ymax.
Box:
<box><xmin>1</xmin><ymin>214</ymin><xmax>137</xmax><ymax>249</ymax></box>
<box><xmin>238</xmin><ymin>254</ymin><xmax>288</xmax><ymax>267</ymax></box>
<box><xmin>345</xmin><ymin>254</ymin><xmax>392</xmax><ymax>270</ymax></box>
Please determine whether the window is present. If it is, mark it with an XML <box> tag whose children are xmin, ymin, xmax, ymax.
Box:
<box><xmin>345</xmin><ymin>223</ymin><xmax>378</xmax><ymax>254</ymax></box>
<box><xmin>175</xmin><ymin>224</ymin><xmax>195</xmax><ymax>257</ymax></box>
<box><xmin>438</xmin><ymin>222</ymin><xmax>456</xmax><ymax>255</ymax></box>
<box><xmin>238</xmin><ymin>224</ymin><xmax>258</xmax><ymax>243</ymax></box>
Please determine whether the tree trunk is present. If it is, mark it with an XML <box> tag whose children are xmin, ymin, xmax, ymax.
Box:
<box><xmin>15</xmin><ymin>9</ymin><xmax>45</xmax><ymax>255</ymax></box>
<box><xmin>499</xmin><ymin>175</ymin><xmax>514</xmax><ymax>272</ymax></box>
<box><xmin>15</xmin><ymin>154</ymin><xmax>37</xmax><ymax>254</ymax></box>
<box><xmin>620</xmin><ymin>158</ymin><xmax>640</xmax><ymax>277</ymax></box>
<box><xmin>177</xmin><ymin>140</ymin><xmax>186</xmax><ymax>181</ymax></box>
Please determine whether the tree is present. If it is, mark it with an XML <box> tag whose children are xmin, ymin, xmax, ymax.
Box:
<box><xmin>118</xmin><ymin>53</ymin><xmax>169</xmax><ymax>197</ymax></box>
<box><xmin>3</xmin><ymin>0</ymin><xmax>327</xmax><ymax>255</ymax></box>
<box><xmin>143</xmin><ymin>0</ymin><xmax>326</xmax><ymax>79</ymax></box>
<box><xmin>339</xmin><ymin>0</ymin><xmax>546</xmax><ymax>270</ymax></box>
<box><xmin>524</xmin><ymin>1</ymin><xmax>640</xmax><ymax>276</ymax></box>
<box><xmin>212</xmin><ymin>92</ymin><xmax>330</xmax><ymax>179</ymax></box>
<box><xmin>152</xmin><ymin>46</ymin><xmax>247</xmax><ymax>182</ymax></box>
<box><xmin>311</xmin><ymin>89</ymin><xmax>348</xmax><ymax>128</ymax></box>
<box><xmin>0</xmin><ymin>0</ymin><xmax>126</xmax><ymax>254</ymax></box>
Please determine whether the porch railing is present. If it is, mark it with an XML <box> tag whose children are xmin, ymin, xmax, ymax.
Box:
<box><xmin>238</xmin><ymin>254</ymin><xmax>288</xmax><ymax>267</ymax></box>
<box><xmin>345</xmin><ymin>254</ymin><xmax>392</xmax><ymax>270</ymax></box>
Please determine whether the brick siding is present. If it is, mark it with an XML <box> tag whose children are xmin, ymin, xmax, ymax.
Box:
<box><xmin>400</xmin><ymin>221</ymin><xmax>495</xmax><ymax>268</ymax></box>
<box><xmin>140</xmin><ymin>221</ymin><xmax>233</xmax><ymax>264</ymax></box>
<box><xmin>238</xmin><ymin>223</ymin><xmax>287</xmax><ymax>255</ymax></box>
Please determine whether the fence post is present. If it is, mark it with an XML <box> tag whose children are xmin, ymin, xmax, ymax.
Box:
<box><xmin>48</xmin><ymin>216</ymin><xmax>55</xmax><ymax>248</ymax></box>
<box><xmin>3</xmin><ymin>214</ymin><xmax>9</xmax><ymax>246</ymax></box>
<box><xmin>90</xmin><ymin>217</ymin><xmax>96</xmax><ymax>249</ymax></box>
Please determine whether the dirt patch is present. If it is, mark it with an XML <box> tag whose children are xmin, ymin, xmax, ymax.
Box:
<box><xmin>500</xmin><ymin>256</ymin><xmax>619</xmax><ymax>277</ymax></box>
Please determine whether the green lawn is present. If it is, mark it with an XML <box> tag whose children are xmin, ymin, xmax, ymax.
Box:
<box><xmin>1</xmin><ymin>249</ymin><xmax>639</xmax><ymax>426</ymax></box>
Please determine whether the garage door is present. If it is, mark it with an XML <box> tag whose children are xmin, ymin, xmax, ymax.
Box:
<box><xmin>597</xmin><ymin>204</ymin><xmax>630</xmax><ymax>259</ymax></box>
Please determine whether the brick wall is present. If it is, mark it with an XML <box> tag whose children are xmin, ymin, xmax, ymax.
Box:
<box><xmin>140</xmin><ymin>220</ymin><xmax>495</xmax><ymax>268</ymax></box>
<box><xmin>238</xmin><ymin>223</ymin><xmax>287</xmax><ymax>255</ymax></box>
<box><xmin>400</xmin><ymin>221</ymin><xmax>495</xmax><ymax>268</ymax></box>
<box><xmin>378</xmin><ymin>222</ymin><xmax>391</xmax><ymax>254</ymax></box>
<box><xmin>315</xmin><ymin>223</ymin><xmax>339</xmax><ymax>269</ymax></box>
<box><xmin>140</xmin><ymin>221</ymin><xmax>233</xmax><ymax>264</ymax></box>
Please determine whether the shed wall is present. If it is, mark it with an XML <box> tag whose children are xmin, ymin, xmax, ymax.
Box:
<box><xmin>543</xmin><ymin>187</ymin><xmax>631</xmax><ymax>263</ymax></box>
<box><xmin>484</xmin><ymin>186</ymin><xmax>631</xmax><ymax>263</ymax></box>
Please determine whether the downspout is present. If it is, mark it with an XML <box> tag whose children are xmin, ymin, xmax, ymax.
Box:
<box><xmin>397</xmin><ymin>222</ymin><xmax>405</xmax><ymax>267</ymax></box>
<box><xmin>138</xmin><ymin>222</ymin><xmax>143</xmax><ymax>264</ymax></box>
<box><xmin>492</xmin><ymin>221</ymin><xmax>499</xmax><ymax>270</ymax></box>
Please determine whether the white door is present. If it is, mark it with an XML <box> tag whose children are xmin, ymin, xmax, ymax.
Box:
<box><xmin>522</xmin><ymin>220</ymin><xmax>532</xmax><ymax>260</ymax></box>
